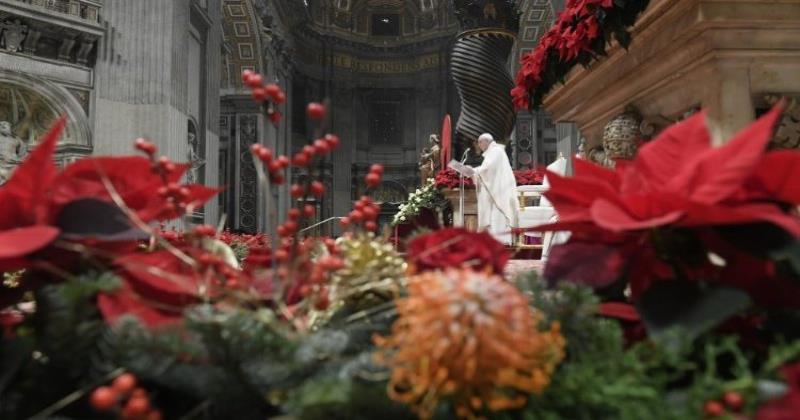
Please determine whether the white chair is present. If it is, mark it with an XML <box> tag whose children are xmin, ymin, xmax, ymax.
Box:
<box><xmin>516</xmin><ymin>156</ymin><xmax>568</xmax><ymax>258</ymax></box>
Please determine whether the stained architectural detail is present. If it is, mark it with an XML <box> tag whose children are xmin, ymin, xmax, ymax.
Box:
<box><xmin>0</xmin><ymin>119</ymin><xmax>26</xmax><ymax>183</ymax></box>
<box><xmin>237</xmin><ymin>114</ymin><xmax>259</xmax><ymax>232</ymax></box>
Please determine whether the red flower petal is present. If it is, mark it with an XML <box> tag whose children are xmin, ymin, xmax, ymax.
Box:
<box><xmin>0</xmin><ymin>117</ymin><xmax>66</xmax><ymax>228</ymax></box>
<box><xmin>0</xmin><ymin>226</ymin><xmax>60</xmax><ymax>271</ymax></box>
<box><xmin>590</xmin><ymin>198</ymin><xmax>683</xmax><ymax>232</ymax></box>
<box><xmin>667</xmin><ymin>106</ymin><xmax>782</xmax><ymax>205</ymax></box>
<box><xmin>598</xmin><ymin>302</ymin><xmax>640</xmax><ymax>321</ymax></box>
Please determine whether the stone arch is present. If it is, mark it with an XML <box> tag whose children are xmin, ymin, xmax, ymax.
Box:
<box><xmin>0</xmin><ymin>69</ymin><xmax>91</xmax><ymax>148</ymax></box>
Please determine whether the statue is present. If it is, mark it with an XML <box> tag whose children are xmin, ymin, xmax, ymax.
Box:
<box><xmin>0</xmin><ymin>121</ymin><xmax>27</xmax><ymax>184</ymax></box>
<box><xmin>0</xmin><ymin>19</ymin><xmax>28</xmax><ymax>52</ymax></box>
<box><xmin>418</xmin><ymin>134</ymin><xmax>441</xmax><ymax>182</ymax></box>
<box><xmin>186</xmin><ymin>131</ymin><xmax>206</xmax><ymax>184</ymax></box>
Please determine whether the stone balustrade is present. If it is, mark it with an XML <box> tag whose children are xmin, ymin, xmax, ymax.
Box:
<box><xmin>13</xmin><ymin>0</ymin><xmax>101</xmax><ymax>23</ymax></box>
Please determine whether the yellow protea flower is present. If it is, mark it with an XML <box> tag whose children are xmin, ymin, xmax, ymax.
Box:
<box><xmin>374</xmin><ymin>269</ymin><xmax>565</xmax><ymax>419</ymax></box>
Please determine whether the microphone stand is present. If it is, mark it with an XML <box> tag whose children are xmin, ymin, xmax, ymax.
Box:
<box><xmin>459</xmin><ymin>149</ymin><xmax>469</xmax><ymax>228</ymax></box>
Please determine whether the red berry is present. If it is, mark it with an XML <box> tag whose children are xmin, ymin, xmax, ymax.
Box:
<box><xmin>251</xmin><ymin>87</ymin><xmax>268</xmax><ymax>102</ymax></box>
<box><xmin>89</xmin><ymin>386</ymin><xmax>118</xmax><ymax>411</ymax></box>
<box><xmin>274</xmin><ymin>91</ymin><xmax>286</xmax><ymax>104</ymax></box>
<box><xmin>131</xmin><ymin>387</ymin><xmax>147</xmax><ymax>399</ymax></box>
<box><xmin>302</xmin><ymin>145</ymin><xmax>316</xmax><ymax>156</ymax></box>
<box><xmin>310</xmin><ymin>181</ymin><xmax>325</xmax><ymax>197</ymax></box>
<box><xmin>362</xmin><ymin>206</ymin><xmax>377</xmax><ymax>220</ymax></box>
<box><xmin>123</xmin><ymin>397</ymin><xmax>150</xmax><ymax>418</ymax></box>
<box><xmin>241</xmin><ymin>69</ymin><xmax>255</xmax><ymax>83</ymax></box>
<box><xmin>350</xmin><ymin>210</ymin><xmax>364</xmax><ymax>221</ymax></box>
<box><xmin>303</xmin><ymin>204</ymin><xmax>316</xmax><ymax>217</ymax></box>
<box><xmin>365</xmin><ymin>221</ymin><xmax>378</xmax><ymax>232</ymax></box>
<box><xmin>112</xmin><ymin>373</ymin><xmax>137</xmax><ymax>395</ymax></box>
<box><xmin>134</xmin><ymin>138</ymin><xmax>157</xmax><ymax>155</ymax></box>
<box><xmin>267</xmin><ymin>160</ymin><xmax>281</xmax><ymax>173</ymax></box>
<box><xmin>271</xmin><ymin>173</ymin><xmax>285</xmax><ymax>185</ymax></box>
<box><xmin>147</xmin><ymin>410</ymin><xmax>163</xmax><ymax>420</ymax></box>
<box><xmin>274</xmin><ymin>249</ymin><xmax>289</xmax><ymax>261</ymax></box>
<box><xmin>290</xmin><ymin>184</ymin><xmax>304</xmax><ymax>198</ymax></box>
<box><xmin>264</xmin><ymin>83</ymin><xmax>281</xmax><ymax>100</ymax></box>
<box><xmin>293</xmin><ymin>153</ymin><xmax>309</xmax><ymax>167</ymax></box>
<box><xmin>283</xmin><ymin>220</ymin><xmax>298</xmax><ymax>234</ymax></box>
<box><xmin>276</xmin><ymin>225</ymin><xmax>287</xmax><ymax>237</ymax></box>
<box><xmin>339</xmin><ymin>217</ymin><xmax>351</xmax><ymax>227</ymax></box>
<box><xmin>703</xmin><ymin>400</ymin><xmax>724</xmax><ymax>417</ymax></box>
<box><xmin>257</xmin><ymin>147</ymin><xmax>273</xmax><ymax>163</ymax></box>
<box><xmin>277</xmin><ymin>155</ymin><xmax>290</xmax><ymax>168</ymax></box>
<box><xmin>722</xmin><ymin>391</ymin><xmax>743</xmax><ymax>411</ymax></box>
<box><xmin>324</xmin><ymin>134</ymin><xmax>340</xmax><ymax>149</ymax></box>
<box><xmin>244</xmin><ymin>73</ymin><xmax>264</xmax><ymax>89</ymax></box>
<box><xmin>268</xmin><ymin>109</ymin><xmax>282</xmax><ymax>125</ymax></box>
<box><xmin>306</xmin><ymin>102</ymin><xmax>326</xmax><ymax>121</ymax></box>
<box><xmin>365</xmin><ymin>172</ymin><xmax>381</xmax><ymax>187</ymax></box>
<box><xmin>369</xmin><ymin>164</ymin><xmax>384</xmax><ymax>175</ymax></box>
<box><xmin>313</xmin><ymin>139</ymin><xmax>330</xmax><ymax>154</ymax></box>
<box><xmin>288</xmin><ymin>208</ymin><xmax>301</xmax><ymax>220</ymax></box>
<box><xmin>250</xmin><ymin>143</ymin><xmax>263</xmax><ymax>154</ymax></box>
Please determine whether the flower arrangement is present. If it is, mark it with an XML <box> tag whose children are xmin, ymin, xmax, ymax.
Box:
<box><xmin>512</xmin><ymin>0</ymin><xmax>651</xmax><ymax>110</ymax></box>
<box><xmin>514</xmin><ymin>168</ymin><xmax>546</xmax><ymax>185</ymax></box>
<box><xmin>391</xmin><ymin>178</ymin><xmax>449</xmax><ymax>226</ymax></box>
<box><xmin>434</xmin><ymin>167</ymin><xmax>475</xmax><ymax>189</ymax></box>
<box><xmin>4</xmin><ymin>70</ymin><xmax>800</xmax><ymax>420</ymax></box>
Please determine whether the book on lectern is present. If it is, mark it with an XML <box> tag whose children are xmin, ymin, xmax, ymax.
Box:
<box><xmin>447</xmin><ymin>160</ymin><xmax>474</xmax><ymax>177</ymax></box>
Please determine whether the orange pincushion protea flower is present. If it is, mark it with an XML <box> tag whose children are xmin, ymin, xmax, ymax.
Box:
<box><xmin>374</xmin><ymin>269</ymin><xmax>565</xmax><ymax>419</ymax></box>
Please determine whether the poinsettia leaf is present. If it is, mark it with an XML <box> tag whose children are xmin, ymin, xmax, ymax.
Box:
<box><xmin>98</xmin><ymin>284</ymin><xmax>183</xmax><ymax>328</ymax></box>
<box><xmin>544</xmin><ymin>241</ymin><xmax>625</xmax><ymax>288</ymax></box>
<box><xmin>598</xmin><ymin>302</ymin><xmax>640</xmax><ymax>321</ymax></box>
<box><xmin>590</xmin><ymin>198</ymin><xmax>683</xmax><ymax>232</ymax></box>
<box><xmin>770</xmin><ymin>241</ymin><xmax>800</xmax><ymax>278</ymax></box>
<box><xmin>750</xmin><ymin>150</ymin><xmax>800</xmax><ymax>204</ymax></box>
<box><xmin>717</xmin><ymin>222</ymin><xmax>794</xmax><ymax>258</ymax></box>
<box><xmin>634</xmin><ymin>112</ymin><xmax>710</xmax><ymax>186</ymax></box>
<box><xmin>1</xmin><ymin>117</ymin><xmax>66</xmax><ymax>227</ymax></box>
<box><xmin>669</xmin><ymin>106</ymin><xmax>782</xmax><ymax>205</ymax></box>
<box><xmin>0</xmin><ymin>225</ymin><xmax>60</xmax><ymax>268</ymax></box>
<box><xmin>0</xmin><ymin>335</ymin><xmax>33</xmax><ymax>395</ymax></box>
<box><xmin>636</xmin><ymin>281</ymin><xmax>751</xmax><ymax>343</ymax></box>
<box><xmin>55</xmin><ymin>198</ymin><xmax>147</xmax><ymax>241</ymax></box>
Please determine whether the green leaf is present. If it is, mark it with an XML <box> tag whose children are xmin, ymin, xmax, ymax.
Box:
<box><xmin>770</xmin><ymin>240</ymin><xmax>800</xmax><ymax>278</ymax></box>
<box><xmin>0</xmin><ymin>336</ymin><xmax>33</xmax><ymax>394</ymax></box>
<box><xmin>636</xmin><ymin>282</ymin><xmax>751</xmax><ymax>344</ymax></box>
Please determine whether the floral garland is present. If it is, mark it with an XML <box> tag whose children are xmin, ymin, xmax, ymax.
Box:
<box><xmin>392</xmin><ymin>178</ymin><xmax>449</xmax><ymax>226</ymax></box>
<box><xmin>512</xmin><ymin>0</ymin><xmax>651</xmax><ymax>110</ymax></box>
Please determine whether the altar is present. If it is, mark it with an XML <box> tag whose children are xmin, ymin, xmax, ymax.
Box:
<box><xmin>442</xmin><ymin>188</ymin><xmax>478</xmax><ymax>231</ymax></box>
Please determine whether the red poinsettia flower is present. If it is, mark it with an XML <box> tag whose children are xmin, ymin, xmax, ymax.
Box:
<box><xmin>0</xmin><ymin>118</ymin><xmax>218</xmax><ymax>274</ymax></box>
<box><xmin>514</xmin><ymin>168</ymin><xmax>546</xmax><ymax>185</ymax></box>
<box><xmin>99</xmin><ymin>247</ymin><xmax>245</xmax><ymax>328</ymax></box>
<box><xmin>407</xmin><ymin>227</ymin><xmax>510</xmax><ymax>274</ymax></box>
<box><xmin>757</xmin><ymin>362</ymin><xmax>800</xmax><ymax>420</ymax></box>
<box><xmin>535</xmin><ymin>106</ymin><xmax>800</xmax><ymax>303</ymax></box>
<box><xmin>542</xmin><ymin>106</ymin><xmax>798</xmax><ymax>235</ymax></box>
<box><xmin>434</xmin><ymin>168</ymin><xmax>474</xmax><ymax>189</ymax></box>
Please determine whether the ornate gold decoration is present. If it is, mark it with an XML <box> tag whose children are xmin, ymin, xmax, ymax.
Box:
<box><xmin>601</xmin><ymin>108</ymin><xmax>642</xmax><ymax>162</ymax></box>
<box><xmin>330</xmin><ymin>233</ymin><xmax>407</xmax><ymax>311</ymax></box>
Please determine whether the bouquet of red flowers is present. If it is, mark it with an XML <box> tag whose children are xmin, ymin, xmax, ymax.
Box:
<box><xmin>406</xmin><ymin>227</ymin><xmax>510</xmax><ymax>274</ymax></box>
<box><xmin>434</xmin><ymin>168</ymin><xmax>474</xmax><ymax>189</ymax></box>
<box><xmin>514</xmin><ymin>168</ymin><xmax>546</xmax><ymax>185</ymax></box>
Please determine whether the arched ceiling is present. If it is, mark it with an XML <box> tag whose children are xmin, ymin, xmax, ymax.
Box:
<box><xmin>307</xmin><ymin>0</ymin><xmax>457</xmax><ymax>44</ymax></box>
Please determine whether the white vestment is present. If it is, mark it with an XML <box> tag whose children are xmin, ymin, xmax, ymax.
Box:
<box><xmin>473</xmin><ymin>142</ymin><xmax>518</xmax><ymax>245</ymax></box>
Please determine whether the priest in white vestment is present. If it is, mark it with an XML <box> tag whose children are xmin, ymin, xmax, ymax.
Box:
<box><xmin>471</xmin><ymin>133</ymin><xmax>518</xmax><ymax>245</ymax></box>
